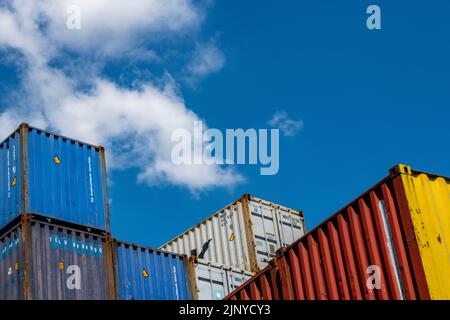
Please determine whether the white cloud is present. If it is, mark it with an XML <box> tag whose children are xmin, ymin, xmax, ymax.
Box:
<box><xmin>268</xmin><ymin>111</ymin><xmax>304</xmax><ymax>136</ymax></box>
<box><xmin>0</xmin><ymin>0</ymin><xmax>242</xmax><ymax>192</ymax></box>
<box><xmin>3</xmin><ymin>0</ymin><xmax>202</xmax><ymax>57</ymax></box>
<box><xmin>186</xmin><ymin>40</ymin><xmax>225</xmax><ymax>78</ymax></box>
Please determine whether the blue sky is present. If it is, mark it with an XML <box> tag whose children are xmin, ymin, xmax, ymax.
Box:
<box><xmin>0</xmin><ymin>1</ymin><xmax>449</xmax><ymax>247</ymax></box>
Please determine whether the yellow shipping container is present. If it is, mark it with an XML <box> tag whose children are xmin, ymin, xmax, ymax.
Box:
<box><xmin>399</xmin><ymin>165</ymin><xmax>450</xmax><ymax>299</ymax></box>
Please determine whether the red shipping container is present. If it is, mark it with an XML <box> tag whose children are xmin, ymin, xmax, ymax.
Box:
<box><xmin>225</xmin><ymin>164</ymin><xmax>449</xmax><ymax>300</ymax></box>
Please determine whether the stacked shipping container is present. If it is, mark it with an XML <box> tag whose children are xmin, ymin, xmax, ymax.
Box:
<box><xmin>225</xmin><ymin>164</ymin><xmax>450</xmax><ymax>300</ymax></box>
<box><xmin>113</xmin><ymin>241</ymin><xmax>192</xmax><ymax>300</ymax></box>
<box><xmin>0</xmin><ymin>123</ymin><xmax>113</xmax><ymax>300</ymax></box>
<box><xmin>1</xmin><ymin>124</ymin><xmax>267</xmax><ymax>300</ymax></box>
<box><xmin>188</xmin><ymin>258</ymin><xmax>254</xmax><ymax>300</ymax></box>
<box><xmin>0</xmin><ymin>215</ymin><xmax>115</xmax><ymax>299</ymax></box>
<box><xmin>0</xmin><ymin>123</ymin><xmax>110</xmax><ymax>231</ymax></box>
<box><xmin>161</xmin><ymin>194</ymin><xmax>305</xmax><ymax>272</ymax></box>
<box><xmin>112</xmin><ymin>241</ymin><xmax>254</xmax><ymax>300</ymax></box>
<box><xmin>2</xmin><ymin>123</ymin><xmax>448</xmax><ymax>300</ymax></box>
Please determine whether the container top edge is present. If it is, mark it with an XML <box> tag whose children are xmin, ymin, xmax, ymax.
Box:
<box><xmin>0</xmin><ymin>122</ymin><xmax>105</xmax><ymax>151</ymax></box>
<box><xmin>248</xmin><ymin>195</ymin><xmax>303</xmax><ymax>216</ymax></box>
<box><xmin>159</xmin><ymin>193</ymin><xmax>302</xmax><ymax>248</ymax></box>
<box><xmin>29</xmin><ymin>213</ymin><xmax>108</xmax><ymax>237</ymax></box>
<box><xmin>273</xmin><ymin>163</ymin><xmax>448</xmax><ymax>261</ymax></box>
<box><xmin>113</xmin><ymin>238</ymin><xmax>187</xmax><ymax>259</ymax></box>
<box><xmin>159</xmin><ymin>193</ymin><xmax>250</xmax><ymax>248</ymax></box>
<box><xmin>0</xmin><ymin>217</ymin><xmax>23</xmax><ymax>241</ymax></box>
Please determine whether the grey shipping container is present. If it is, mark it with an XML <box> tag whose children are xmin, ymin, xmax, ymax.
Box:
<box><xmin>0</xmin><ymin>215</ymin><xmax>115</xmax><ymax>300</ymax></box>
<box><xmin>186</xmin><ymin>257</ymin><xmax>254</xmax><ymax>300</ymax></box>
<box><xmin>0</xmin><ymin>123</ymin><xmax>110</xmax><ymax>231</ymax></box>
<box><xmin>160</xmin><ymin>194</ymin><xmax>305</xmax><ymax>272</ymax></box>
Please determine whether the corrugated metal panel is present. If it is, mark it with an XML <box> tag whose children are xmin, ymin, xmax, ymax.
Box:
<box><xmin>0</xmin><ymin>218</ymin><xmax>113</xmax><ymax>300</ymax></box>
<box><xmin>397</xmin><ymin>165</ymin><xmax>450</xmax><ymax>299</ymax></box>
<box><xmin>248</xmin><ymin>197</ymin><xmax>305</xmax><ymax>269</ymax></box>
<box><xmin>0</xmin><ymin>224</ymin><xmax>23</xmax><ymax>300</ymax></box>
<box><xmin>0</xmin><ymin>124</ymin><xmax>110</xmax><ymax>231</ymax></box>
<box><xmin>30</xmin><ymin>220</ymin><xmax>110</xmax><ymax>299</ymax></box>
<box><xmin>160</xmin><ymin>194</ymin><xmax>305</xmax><ymax>272</ymax></box>
<box><xmin>114</xmin><ymin>241</ymin><xmax>192</xmax><ymax>300</ymax></box>
<box><xmin>0</xmin><ymin>130</ymin><xmax>22</xmax><ymax>228</ymax></box>
<box><xmin>192</xmin><ymin>258</ymin><xmax>254</xmax><ymax>300</ymax></box>
<box><xmin>225</xmin><ymin>164</ymin><xmax>444</xmax><ymax>300</ymax></box>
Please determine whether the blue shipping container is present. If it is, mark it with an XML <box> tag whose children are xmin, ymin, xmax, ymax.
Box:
<box><xmin>0</xmin><ymin>216</ymin><xmax>115</xmax><ymax>300</ymax></box>
<box><xmin>114</xmin><ymin>241</ymin><xmax>192</xmax><ymax>300</ymax></box>
<box><xmin>0</xmin><ymin>123</ymin><xmax>110</xmax><ymax>231</ymax></box>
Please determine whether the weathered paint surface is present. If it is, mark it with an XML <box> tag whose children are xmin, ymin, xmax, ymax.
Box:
<box><xmin>226</xmin><ymin>165</ymin><xmax>448</xmax><ymax>300</ymax></box>
<box><xmin>193</xmin><ymin>259</ymin><xmax>254</xmax><ymax>300</ymax></box>
<box><xmin>0</xmin><ymin>124</ymin><xmax>109</xmax><ymax>231</ymax></box>
<box><xmin>0</xmin><ymin>226</ymin><xmax>23</xmax><ymax>300</ymax></box>
<box><xmin>0</xmin><ymin>130</ymin><xmax>22</xmax><ymax>228</ymax></box>
<box><xmin>114</xmin><ymin>242</ymin><xmax>192</xmax><ymax>300</ymax></box>
<box><xmin>0</xmin><ymin>220</ymin><xmax>111</xmax><ymax>300</ymax></box>
<box><xmin>161</xmin><ymin>194</ymin><xmax>304</xmax><ymax>272</ymax></box>
<box><xmin>399</xmin><ymin>165</ymin><xmax>450</xmax><ymax>299</ymax></box>
<box><xmin>30</xmin><ymin>221</ymin><xmax>109</xmax><ymax>299</ymax></box>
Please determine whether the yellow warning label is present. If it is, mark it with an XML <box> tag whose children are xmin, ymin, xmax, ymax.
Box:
<box><xmin>54</xmin><ymin>156</ymin><xmax>61</xmax><ymax>164</ymax></box>
<box><xmin>229</xmin><ymin>233</ymin><xmax>235</xmax><ymax>241</ymax></box>
<box><xmin>59</xmin><ymin>262</ymin><xmax>64</xmax><ymax>270</ymax></box>
<box><xmin>15</xmin><ymin>262</ymin><xmax>19</xmax><ymax>271</ymax></box>
<box><xmin>142</xmin><ymin>268</ymin><xmax>149</xmax><ymax>278</ymax></box>
<box><xmin>11</xmin><ymin>177</ymin><xmax>16</xmax><ymax>187</ymax></box>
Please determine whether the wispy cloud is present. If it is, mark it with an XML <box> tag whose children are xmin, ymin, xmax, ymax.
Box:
<box><xmin>268</xmin><ymin>111</ymin><xmax>304</xmax><ymax>136</ymax></box>
<box><xmin>186</xmin><ymin>40</ymin><xmax>225</xmax><ymax>79</ymax></box>
<box><xmin>0</xmin><ymin>0</ymin><xmax>242</xmax><ymax>193</ymax></box>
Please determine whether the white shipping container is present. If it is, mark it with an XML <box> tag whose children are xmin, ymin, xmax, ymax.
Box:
<box><xmin>160</xmin><ymin>194</ymin><xmax>305</xmax><ymax>272</ymax></box>
<box><xmin>187</xmin><ymin>258</ymin><xmax>254</xmax><ymax>300</ymax></box>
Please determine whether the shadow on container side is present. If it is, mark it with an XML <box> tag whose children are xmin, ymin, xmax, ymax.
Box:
<box><xmin>225</xmin><ymin>164</ymin><xmax>450</xmax><ymax>301</ymax></box>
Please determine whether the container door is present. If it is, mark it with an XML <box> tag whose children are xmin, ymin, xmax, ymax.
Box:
<box><xmin>276</xmin><ymin>211</ymin><xmax>305</xmax><ymax>247</ymax></box>
<box><xmin>249</xmin><ymin>203</ymin><xmax>278</xmax><ymax>268</ymax></box>
<box><xmin>225</xmin><ymin>268</ymin><xmax>254</xmax><ymax>296</ymax></box>
<box><xmin>249</xmin><ymin>200</ymin><xmax>305</xmax><ymax>269</ymax></box>
<box><xmin>195</xmin><ymin>262</ymin><xmax>227</xmax><ymax>300</ymax></box>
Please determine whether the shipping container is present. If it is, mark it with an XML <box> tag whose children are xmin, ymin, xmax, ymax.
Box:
<box><xmin>0</xmin><ymin>123</ymin><xmax>110</xmax><ymax>231</ymax></box>
<box><xmin>0</xmin><ymin>214</ymin><xmax>115</xmax><ymax>300</ymax></box>
<box><xmin>225</xmin><ymin>164</ymin><xmax>450</xmax><ymax>300</ymax></box>
<box><xmin>113</xmin><ymin>241</ymin><xmax>192</xmax><ymax>300</ymax></box>
<box><xmin>160</xmin><ymin>194</ymin><xmax>305</xmax><ymax>272</ymax></box>
<box><xmin>187</xmin><ymin>257</ymin><xmax>254</xmax><ymax>300</ymax></box>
